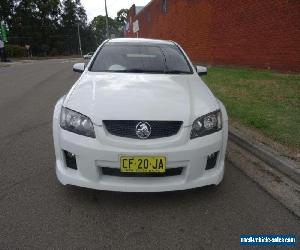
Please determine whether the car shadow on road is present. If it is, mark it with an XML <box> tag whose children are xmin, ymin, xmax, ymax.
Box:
<box><xmin>61</xmin><ymin>181</ymin><xmax>224</xmax><ymax>210</ymax></box>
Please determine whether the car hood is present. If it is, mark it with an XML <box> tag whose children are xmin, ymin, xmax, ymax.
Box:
<box><xmin>64</xmin><ymin>72</ymin><xmax>219</xmax><ymax>126</ymax></box>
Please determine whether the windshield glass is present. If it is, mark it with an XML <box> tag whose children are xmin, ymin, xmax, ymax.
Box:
<box><xmin>89</xmin><ymin>43</ymin><xmax>193</xmax><ymax>74</ymax></box>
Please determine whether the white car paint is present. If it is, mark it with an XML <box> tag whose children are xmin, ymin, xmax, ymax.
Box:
<box><xmin>53</xmin><ymin>38</ymin><xmax>228</xmax><ymax>192</ymax></box>
<box><xmin>65</xmin><ymin>73</ymin><xmax>218</xmax><ymax>126</ymax></box>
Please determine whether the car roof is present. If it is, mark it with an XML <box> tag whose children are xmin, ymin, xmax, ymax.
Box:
<box><xmin>107</xmin><ymin>38</ymin><xmax>174</xmax><ymax>46</ymax></box>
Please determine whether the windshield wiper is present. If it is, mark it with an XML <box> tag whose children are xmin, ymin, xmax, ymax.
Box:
<box><xmin>105</xmin><ymin>69</ymin><xmax>191</xmax><ymax>74</ymax></box>
<box><xmin>164</xmin><ymin>70</ymin><xmax>192</xmax><ymax>74</ymax></box>
<box><xmin>109</xmin><ymin>69</ymin><xmax>165</xmax><ymax>73</ymax></box>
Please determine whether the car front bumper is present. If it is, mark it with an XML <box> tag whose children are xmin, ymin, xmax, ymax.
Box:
<box><xmin>53</xmin><ymin>99</ymin><xmax>228</xmax><ymax>192</ymax></box>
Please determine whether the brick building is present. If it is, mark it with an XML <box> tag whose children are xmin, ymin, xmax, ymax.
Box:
<box><xmin>125</xmin><ymin>0</ymin><xmax>300</xmax><ymax>72</ymax></box>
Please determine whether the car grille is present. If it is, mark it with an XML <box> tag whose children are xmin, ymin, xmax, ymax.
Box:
<box><xmin>101</xmin><ymin>167</ymin><xmax>183</xmax><ymax>177</ymax></box>
<box><xmin>102</xmin><ymin>120</ymin><xmax>183</xmax><ymax>139</ymax></box>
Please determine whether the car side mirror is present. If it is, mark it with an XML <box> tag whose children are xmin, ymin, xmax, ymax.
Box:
<box><xmin>196</xmin><ymin>65</ymin><xmax>207</xmax><ymax>76</ymax></box>
<box><xmin>73</xmin><ymin>63</ymin><xmax>85</xmax><ymax>73</ymax></box>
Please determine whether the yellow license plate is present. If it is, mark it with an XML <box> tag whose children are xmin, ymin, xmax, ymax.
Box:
<box><xmin>120</xmin><ymin>156</ymin><xmax>166</xmax><ymax>173</ymax></box>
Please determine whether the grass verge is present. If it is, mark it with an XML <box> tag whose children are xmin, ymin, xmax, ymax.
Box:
<box><xmin>202</xmin><ymin>66</ymin><xmax>300</xmax><ymax>149</ymax></box>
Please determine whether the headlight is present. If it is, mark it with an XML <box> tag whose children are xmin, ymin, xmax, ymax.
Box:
<box><xmin>60</xmin><ymin>107</ymin><xmax>95</xmax><ymax>138</ymax></box>
<box><xmin>190</xmin><ymin>110</ymin><xmax>222</xmax><ymax>139</ymax></box>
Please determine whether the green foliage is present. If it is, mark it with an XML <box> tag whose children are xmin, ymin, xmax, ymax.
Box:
<box><xmin>202</xmin><ymin>67</ymin><xmax>300</xmax><ymax>148</ymax></box>
<box><xmin>40</xmin><ymin>44</ymin><xmax>50</xmax><ymax>56</ymax></box>
<box><xmin>115</xmin><ymin>9</ymin><xmax>129</xmax><ymax>26</ymax></box>
<box><xmin>5</xmin><ymin>44</ymin><xmax>26</xmax><ymax>57</ymax></box>
<box><xmin>49</xmin><ymin>48</ymin><xmax>59</xmax><ymax>56</ymax></box>
<box><xmin>3</xmin><ymin>2</ymin><xmax>127</xmax><ymax>56</ymax></box>
<box><xmin>4</xmin><ymin>0</ymin><xmax>96</xmax><ymax>56</ymax></box>
<box><xmin>60</xmin><ymin>0</ymin><xmax>89</xmax><ymax>54</ymax></box>
<box><xmin>0</xmin><ymin>0</ymin><xmax>15</xmax><ymax>25</ymax></box>
<box><xmin>61</xmin><ymin>0</ymin><xmax>87</xmax><ymax>29</ymax></box>
<box><xmin>90</xmin><ymin>15</ymin><xmax>122</xmax><ymax>45</ymax></box>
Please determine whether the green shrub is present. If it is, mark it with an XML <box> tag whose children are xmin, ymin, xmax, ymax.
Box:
<box><xmin>49</xmin><ymin>48</ymin><xmax>59</xmax><ymax>56</ymax></box>
<box><xmin>5</xmin><ymin>44</ymin><xmax>26</xmax><ymax>57</ymax></box>
<box><xmin>40</xmin><ymin>44</ymin><xmax>50</xmax><ymax>56</ymax></box>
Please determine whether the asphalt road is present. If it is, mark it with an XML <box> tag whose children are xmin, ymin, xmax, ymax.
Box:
<box><xmin>0</xmin><ymin>59</ymin><xmax>299</xmax><ymax>249</ymax></box>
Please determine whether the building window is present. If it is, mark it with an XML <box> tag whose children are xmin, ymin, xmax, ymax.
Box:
<box><xmin>162</xmin><ymin>0</ymin><xmax>167</xmax><ymax>13</ymax></box>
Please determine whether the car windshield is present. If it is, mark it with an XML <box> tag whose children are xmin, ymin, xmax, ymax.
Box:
<box><xmin>89</xmin><ymin>43</ymin><xmax>193</xmax><ymax>74</ymax></box>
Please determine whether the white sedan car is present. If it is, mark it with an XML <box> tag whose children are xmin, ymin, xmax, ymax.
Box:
<box><xmin>53</xmin><ymin>38</ymin><xmax>228</xmax><ymax>192</ymax></box>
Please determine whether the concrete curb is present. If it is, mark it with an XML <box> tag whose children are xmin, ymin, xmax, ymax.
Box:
<box><xmin>229</xmin><ymin>126</ymin><xmax>300</xmax><ymax>185</ymax></box>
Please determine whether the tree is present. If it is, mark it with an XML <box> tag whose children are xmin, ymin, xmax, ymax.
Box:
<box><xmin>80</xmin><ymin>25</ymin><xmax>96</xmax><ymax>53</ymax></box>
<box><xmin>2</xmin><ymin>0</ymin><xmax>96</xmax><ymax>56</ymax></box>
<box><xmin>35</xmin><ymin>0</ymin><xmax>61</xmax><ymax>55</ymax></box>
<box><xmin>115</xmin><ymin>8</ymin><xmax>128</xmax><ymax>27</ymax></box>
<box><xmin>90</xmin><ymin>15</ymin><xmax>122</xmax><ymax>44</ymax></box>
<box><xmin>0</xmin><ymin>0</ymin><xmax>15</xmax><ymax>25</ymax></box>
<box><xmin>60</xmin><ymin>0</ymin><xmax>88</xmax><ymax>54</ymax></box>
<box><xmin>7</xmin><ymin>0</ymin><xmax>62</xmax><ymax>55</ymax></box>
<box><xmin>90</xmin><ymin>15</ymin><xmax>107</xmax><ymax>44</ymax></box>
<box><xmin>61</xmin><ymin>0</ymin><xmax>87</xmax><ymax>28</ymax></box>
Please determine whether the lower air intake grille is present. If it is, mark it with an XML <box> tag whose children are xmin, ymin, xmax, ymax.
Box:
<box><xmin>101</xmin><ymin>167</ymin><xmax>183</xmax><ymax>177</ymax></box>
<box><xmin>102</xmin><ymin>120</ymin><xmax>183</xmax><ymax>139</ymax></box>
